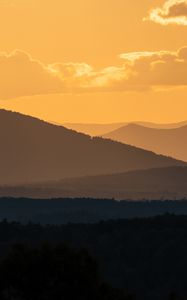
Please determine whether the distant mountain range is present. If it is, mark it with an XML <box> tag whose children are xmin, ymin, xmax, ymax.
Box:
<box><xmin>0</xmin><ymin>109</ymin><xmax>183</xmax><ymax>185</ymax></box>
<box><xmin>63</xmin><ymin>122</ymin><xmax>126</xmax><ymax>136</ymax></box>
<box><xmin>1</xmin><ymin>166</ymin><xmax>187</xmax><ymax>200</ymax></box>
<box><xmin>103</xmin><ymin>123</ymin><xmax>187</xmax><ymax>162</ymax></box>
<box><xmin>63</xmin><ymin>121</ymin><xmax>187</xmax><ymax>136</ymax></box>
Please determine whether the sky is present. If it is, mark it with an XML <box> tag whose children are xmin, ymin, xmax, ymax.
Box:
<box><xmin>1</xmin><ymin>0</ymin><xmax>187</xmax><ymax>123</ymax></box>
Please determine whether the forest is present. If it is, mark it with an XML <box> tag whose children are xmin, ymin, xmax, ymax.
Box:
<box><xmin>0</xmin><ymin>214</ymin><xmax>186</xmax><ymax>299</ymax></box>
<box><xmin>1</xmin><ymin>197</ymin><xmax>187</xmax><ymax>224</ymax></box>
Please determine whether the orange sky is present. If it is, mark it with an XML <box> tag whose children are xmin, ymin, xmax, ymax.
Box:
<box><xmin>1</xmin><ymin>0</ymin><xmax>187</xmax><ymax>123</ymax></box>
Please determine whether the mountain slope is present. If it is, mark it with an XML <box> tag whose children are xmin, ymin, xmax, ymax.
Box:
<box><xmin>103</xmin><ymin>123</ymin><xmax>187</xmax><ymax>162</ymax></box>
<box><xmin>0</xmin><ymin>109</ymin><xmax>185</xmax><ymax>185</ymax></box>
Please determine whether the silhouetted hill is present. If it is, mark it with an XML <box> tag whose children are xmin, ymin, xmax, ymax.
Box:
<box><xmin>103</xmin><ymin>123</ymin><xmax>187</xmax><ymax>162</ymax></box>
<box><xmin>0</xmin><ymin>109</ymin><xmax>184</xmax><ymax>185</ymax></box>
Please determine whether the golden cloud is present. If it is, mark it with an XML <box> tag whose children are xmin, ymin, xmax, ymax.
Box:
<box><xmin>1</xmin><ymin>47</ymin><xmax>187</xmax><ymax>99</ymax></box>
<box><xmin>145</xmin><ymin>0</ymin><xmax>187</xmax><ymax>25</ymax></box>
<box><xmin>0</xmin><ymin>50</ymin><xmax>65</xmax><ymax>99</ymax></box>
<box><xmin>119</xmin><ymin>47</ymin><xmax>187</xmax><ymax>88</ymax></box>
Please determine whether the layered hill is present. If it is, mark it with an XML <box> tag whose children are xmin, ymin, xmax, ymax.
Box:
<box><xmin>2</xmin><ymin>166</ymin><xmax>187</xmax><ymax>200</ymax></box>
<box><xmin>103</xmin><ymin>123</ymin><xmax>187</xmax><ymax>162</ymax></box>
<box><xmin>0</xmin><ymin>109</ymin><xmax>185</xmax><ymax>185</ymax></box>
<box><xmin>0</xmin><ymin>110</ymin><xmax>184</xmax><ymax>185</ymax></box>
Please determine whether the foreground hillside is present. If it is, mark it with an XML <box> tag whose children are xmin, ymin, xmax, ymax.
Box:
<box><xmin>0</xmin><ymin>215</ymin><xmax>187</xmax><ymax>300</ymax></box>
<box><xmin>103</xmin><ymin>123</ymin><xmax>187</xmax><ymax>161</ymax></box>
<box><xmin>0</xmin><ymin>109</ymin><xmax>184</xmax><ymax>185</ymax></box>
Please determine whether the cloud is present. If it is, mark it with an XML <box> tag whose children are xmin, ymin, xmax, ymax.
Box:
<box><xmin>1</xmin><ymin>47</ymin><xmax>187</xmax><ymax>99</ymax></box>
<box><xmin>145</xmin><ymin>0</ymin><xmax>187</xmax><ymax>25</ymax></box>
<box><xmin>0</xmin><ymin>0</ymin><xmax>16</xmax><ymax>7</ymax></box>
<box><xmin>89</xmin><ymin>47</ymin><xmax>187</xmax><ymax>92</ymax></box>
<box><xmin>118</xmin><ymin>47</ymin><xmax>187</xmax><ymax>89</ymax></box>
<box><xmin>0</xmin><ymin>50</ymin><xmax>65</xmax><ymax>99</ymax></box>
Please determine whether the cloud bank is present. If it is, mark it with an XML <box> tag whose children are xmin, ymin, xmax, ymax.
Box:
<box><xmin>1</xmin><ymin>47</ymin><xmax>187</xmax><ymax>99</ymax></box>
<box><xmin>146</xmin><ymin>0</ymin><xmax>187</xmax><ymax>25</ymax></box>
